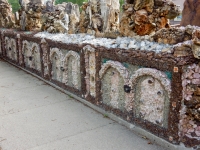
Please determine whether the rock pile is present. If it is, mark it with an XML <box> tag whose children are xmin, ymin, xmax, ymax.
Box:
<box><xmin>19</xmin><ymin>0</ymin><xmax>45</xmax><ymax>31</ymax></box>
<box><xmin>0</xmin><ymin>0</ymin><xmax>15</xmax><ymax>28</ymax></box>
<box><xmin>120</xmin><ymin>0</ymin><xmax>181</xmax><ymax>36</ymax></box>
<box><xmin>78</xmin><ymin>0</ymin><xmax>120</xmax><ymax>37</ymax></box>
<box><xmin>41</xmin><ymin>9</ymin><xmax>67</xmax><ymax>33</ymax></box>
<box><xmin>152</xmin><ymin>25</ymin><xmax>200</xmax><ymax>59</ymax></box>
<box><xmin>41</xmin><ymin>2</ymin><xmax>80</xmax><ymax>34</ymax></box>
<box><xmin>153</xmin><ymin>25</ymin><xmax>197</xmax><ymax>45</ymax></box>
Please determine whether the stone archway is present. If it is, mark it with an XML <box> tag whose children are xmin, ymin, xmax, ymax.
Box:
<box><xmin>100</xmin><ymin>60</ymin><xmax>129</xmax><ymax>110</ymax></box>
<box><xmin>50</xmin><ymin>48</ymin><xmax>63</xmax><ymax>82</ymax></box>
<box><xmin>129</xmin><ymin>68</ymin><xmax>171</xmax><ymax>127</ymax></box>
<box><xmin>62</xmin><ymin>51</ymin><xmax>81</xmax><ymax>90</ymax></box>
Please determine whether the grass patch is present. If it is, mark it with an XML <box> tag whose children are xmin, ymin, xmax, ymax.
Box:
<box><xmin>103</xmin><ymin>114</ymin><xmax>109</xmax><ymax>118</ymax></box>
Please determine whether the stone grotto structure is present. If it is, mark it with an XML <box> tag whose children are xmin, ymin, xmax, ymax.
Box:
<box><xmin>0</xmin><ymin>0</ymin><xmax>15</xmax><ymax>28</ymax></box>
<box><xmin>1</xmin><ymin>0</ymin><xmax>200</xmax><ymax>149</ymax></box>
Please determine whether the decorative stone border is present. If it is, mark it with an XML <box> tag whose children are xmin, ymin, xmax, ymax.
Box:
<box><xmin>1</xmin><ymin>28</ymin><xmax>200</xmax><ymax>148</ymax></box>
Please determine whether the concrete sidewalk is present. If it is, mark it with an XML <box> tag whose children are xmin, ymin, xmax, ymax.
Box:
<box><xmin>0</xmin><ymin>59</ymin><xmax>167</xmax><ymax>150</ymax></box>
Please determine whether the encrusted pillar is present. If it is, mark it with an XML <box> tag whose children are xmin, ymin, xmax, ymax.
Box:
<box><xmin>41</xmin><ymin>38</ymin><xmax>50</xmax><ymax>79</ymax></box>
<box><xmin>83</xmin><ymin>45</ymin><xmax>97</xmax><ymax>98</ymax></box>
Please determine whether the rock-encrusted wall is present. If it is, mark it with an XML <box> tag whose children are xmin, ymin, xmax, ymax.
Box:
<box><xmin>100</xmin><ymin>61</ymin><xmax>129</xmax><ymax>110</ymax></box>
<box><xmin>180</xmin><ymin>0</ymin><xmax>200</xmax><ymax>27</ymax></box>
<box><xmin>50</xmin><ymin>48</ymin><xmax>81</xmax><ymax>90</ymax></box>
<box><xmin>180</xmin><ymin>64</ymin><xmax>200</xmax><ymax>147</ymax></box>
<box><xmin>22</xmin><ymin>40</ymin><xmax>41</xmax><ymax>72</ymax></box>
<box><xmin>131</xmin><ymin>68</ymin><xmax>171</xmax><ymax>127</ymax></box>
<box><xmin>1</xmin><ymin>28</ymin><xmax>200</xmax><ymax>148</ymax></box>
<box><xmin>83</xmin><ymin>45</ymin><xmax>97</xmax><ymax>97</ymax></box>
<box><xmin>5</xmin><ymin>37</ymin><xmax>17</xmax><ymax>62</ymax></box>
<box><xmin>120</xmin><ymin>0</ymin><xmax>180</xmax><ymax>36</ymax></box>
<box><xmin>1</xmin><ymin>0</ymin><xmax>200</xmax><ymax>148</ymax></box>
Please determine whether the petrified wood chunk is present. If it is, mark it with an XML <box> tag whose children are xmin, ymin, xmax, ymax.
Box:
<box><xmin>120</xmin><ymin>0</ymin><xmax>180</xmax><ymax>36</ymax></box>
<box><xmin>134</xmin><ymin>0</ymin><xmax>154</xmax><ymax>12</ymax></box>
<box><xmin>180</xmin><ymin>0</ymin><xmax>200</xmax><ymax>26</ymax></box>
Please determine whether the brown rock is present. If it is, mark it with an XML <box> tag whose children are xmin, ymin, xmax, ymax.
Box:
<box><xmin>194</xmin><ymin>87</ymin><xmax>200</xmax><ymax>96</ymax></box>
<box><xmin>120</xmin><ymin>0</ymin><xmax>180</xmax><ymax>36</ymax></box>
<box><xmin>134</xmin><ymin>0</ymin><xmax>154</xmax><ymax>12</ymax></box>
<box><xmin>181</xmin><ymin>0</ymin><xmax>200</xmax><ymax>26</ymax></box>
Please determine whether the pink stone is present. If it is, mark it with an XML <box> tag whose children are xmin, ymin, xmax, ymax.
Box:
<box><xmin>182</xmin><ymin>79</ymin><xmax>187</xmax><ymax>86</ymax></box>
<box><xmin>193</xmin><ymin>73</ymin><xmax>200</xmax><ymax>79</ymax></box>
<box><xmin>192</xmin><ymin>79</ymin><xmax>200</xmax><ymax>85</ymax></box>
<box><xmin>187</xmin><ymin>80</ymin><xmax>191</xmax><ymax>84</ymax></box>
<box><xmin>195</xmin><ymin>126</ymin><xmax>200</xmax><ymax>136</ymax></box>
<box><xmin>189</xmin><ymin>120</ymin><xmax>195</xmax><ymax>125</ymax></box>
<box><xmin>186</xmin><ymin>70</ymin><xmax>194</xmax><ymax>79</ymax></box>
<box><xmin>183</xmin><ymin>128</ymin><xmax>188</xmax><ymax>133</ymax></box>
<box><xmin>191</xmin><ymin>64</ymin><xmax>197</xmax><ymax>69</ymax></box>
<box><xmin>187</xmin><ymin>128</ymin><xmax>194</xmax><ymax>133</ymax></box>
<box><xmin>186</xmin><ymin>90</ymin><xmax>193</xmax><ymax>95</ymax></box>
<box><xmin>185</xmin><ymin>94</ymin><xmax>192</xmax><ymax>101</ymax></box>
<box><xmin>195</xmin><ymin>65</ymin><xmax>200</xmax><ymax>73</ymax></box>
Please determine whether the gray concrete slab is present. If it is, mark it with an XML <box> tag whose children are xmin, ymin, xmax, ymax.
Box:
<box><xmin>0</xmin><ymin>59</ymin><xmax>168</xmax><ymax>150</ymax></box>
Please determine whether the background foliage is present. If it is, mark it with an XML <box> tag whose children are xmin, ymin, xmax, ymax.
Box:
<box><xmin>8</xmin><ymin>0</ymin><xmax>125</xmax><ymax>13</ymax></box>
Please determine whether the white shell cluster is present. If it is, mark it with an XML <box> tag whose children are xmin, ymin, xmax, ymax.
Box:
<box><xmin>34</xmin><ymin>32</ymin><xmax>173</xmax><ymax>53</ymax></box>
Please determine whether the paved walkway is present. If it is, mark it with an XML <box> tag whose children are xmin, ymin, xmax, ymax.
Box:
<box><xmin>0</xmin><ymin>59</ymin><xmax>167</xmax><ymax>150</ymax></box>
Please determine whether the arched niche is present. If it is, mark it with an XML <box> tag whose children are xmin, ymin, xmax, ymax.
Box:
<box><xmin>50</xmin><ymin>48</ymin><xmax>63</xmax><ymax>82</ymax></box>
<box><xmin>62</xmin><ymin>51</ymin><xmax>81</xmax><ymax>90</ymax></box>
<box><xmin>99</xmin><ymin>61</ymin><xmax>129</xmax><ymax>110</ymax></box>
<box><xmin>5</xmin><ymin>37</ymin><xmax>17</xmax><ymax>61</ymax></box>
<box><xmin>22</xmin><ymin>41</ymin><xmax>41</xmax><ymax>71</ymax></box>
<box><xmin>129</xmin><ymin>68</ymin><xmax>171</xmax><ymax>127</ymax></box>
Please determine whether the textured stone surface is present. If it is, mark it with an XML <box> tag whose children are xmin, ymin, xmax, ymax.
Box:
<box><xmin>34</xmin><ymin>32</ymin><xmax>173</xmax><ymax>53</ymax></box>
<box><xmin>0</xmin><ymin>0</ymin><xmax>15</xmax><ymax>28</ymax></box>
<box><xmin>19</xmin><ymin>0</ymin><xmax>43</xmax><ymax>31</ymax></box>
<box><xmin>180</xmin><ymin>64</ymin><xmax>200</xmax><ymax>146</ymax></box>
<box><xmin>78</xmin><ymin>0</ymin><xmax>120</xmax><ymax>37</ymax></box>
<box><xmin>130</xmin><ymin>68</ymin><xmax>171</xmax><ymax>127</ymax></box>
<box><xmin>1</xmin><ymin>28</ymin><xmax>199</xmax><ymax>148</ymax></box>
<box><xmin>49</xmin><ymin>47</ymin><xmax>81</xmax><ymax>90</ymax></box>
<box><xmin>180</xmin><ymin>0</ymin><xmax>200</xmax><ymax>27</ymax></box>
<box><xmin>22</xmin><ymin>40</ymin><xmax>41</xmax><ymax>71</ymax></box>
<box><xmin>100</xmin><ymin>61</ymin><xmax>129</xmax><ymax>110</ymax></box>
<box><xmin>120</xmin><ymin>0</ymin><xmax>180</xmax><ymax>36</ymax></box>
<box><xmin>83</xmin><ymin>45</ymin><xmax>96</xmax><ymax>97</ymax></box>
<box><xmin>5</xmin><ymin>37</ymin><xmax>17</xmax><ymax>61</ymax></box>
<box><xmin>42</xmin><ymin>2</ymin><xmax>80</xmax><ymax>34</ymax></box>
